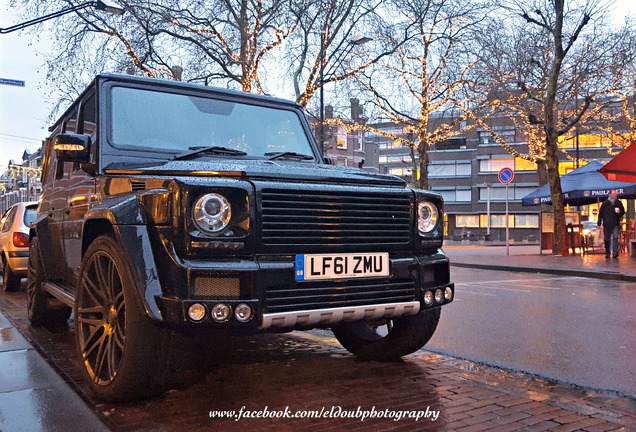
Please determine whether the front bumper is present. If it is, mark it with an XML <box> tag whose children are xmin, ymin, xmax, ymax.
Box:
<box><xmin>154</xmin><ymin>251</ymin><xmax>454</xmax><ymax>330</ymax></box>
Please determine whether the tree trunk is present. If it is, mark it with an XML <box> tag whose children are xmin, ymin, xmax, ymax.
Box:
<box><xmin>544</xmin><ymin>131</ymin><xmax>568</xmax><ymax>255</ymax></box>
<box><xmin>417</xmin><ymin>134</ymin><xmax>430</xmax><ymax>190</ymax></box>
<box><xmin>536</xmin><ymin>159</ymin><xmax>548</xmax><ymax>186</ymax></box>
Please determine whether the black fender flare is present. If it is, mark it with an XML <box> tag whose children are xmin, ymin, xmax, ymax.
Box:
<box><xmin>30</xmin><ymin>215</ymin><xmax>56</xmax><ymax>280</ymax></box>
<box><xmin>82</xmin><ymin>194</ymin><xmax>165</xmax><ymax>322</ymax></box>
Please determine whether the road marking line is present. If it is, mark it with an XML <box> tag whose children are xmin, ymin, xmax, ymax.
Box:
<box><xmin>457</xmin><ymin>283</ymin><xmax>531</xmax><ymax>293</ymax></box>
<box><xmin>456</xmin><ymin>290</ymin><xmax>497</xmax><ymax>297</ymax></box>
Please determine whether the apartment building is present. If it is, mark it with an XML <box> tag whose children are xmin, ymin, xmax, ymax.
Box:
<box><xmin>366</xmin><ymin>104</ymin><xmax>632</xmax><ymax>243</ymax></box>
<box><xmin>316</xmin><ymin>98</ymin><xmax>380</xmax><ymax>173</ymax></box>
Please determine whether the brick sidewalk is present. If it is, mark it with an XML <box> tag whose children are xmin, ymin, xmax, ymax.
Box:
<box><xmin>1</xmin><ymin>290</ymin><xmax>634</xmax><ymax>431</ymax></box>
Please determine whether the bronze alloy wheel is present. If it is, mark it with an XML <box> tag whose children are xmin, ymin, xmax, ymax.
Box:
<box><xmin>76</xmin><ymin>248</ymin><xmax>126</xmax><ymax>386</ymax></box>
<box><xmin>75</xmin><ymin>234</ymin><xmax>175</xmax><ymax>401</ymax></box>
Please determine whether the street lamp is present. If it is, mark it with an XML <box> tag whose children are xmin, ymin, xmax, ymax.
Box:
<box><xmin>0</xmin><ymin>1</ymin><xmax>124</xmax><ymax>34</ymax></box>
<box><xmin>319</xmin><ymin>34</ymin><xmax>372</xmax><ymax>154</ymax></box>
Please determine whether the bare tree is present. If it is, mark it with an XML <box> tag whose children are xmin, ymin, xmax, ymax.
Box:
<box><xmin>333</xmin><ymin>0</ymin><xmax>488</xmax><ymax>190</ymax></box>
<box><xmin>472</xmin><ymin>0</ymin><xmax>636</xmax><ymax>255</ymax></box>
<box><xmin>285</xmin><ymin>0</ymin><xmax>385</xmax><ymax>107</ymax></box>
<box><xmin>13</xmin><ymin>0</ymin><xmax>301</xmax><ymax>115</ymax></box>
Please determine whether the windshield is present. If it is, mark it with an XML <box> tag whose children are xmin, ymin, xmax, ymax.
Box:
<box><xmin>109</xmin><ymin>86</ymin><xmax>315</xmax><ymax>159</ymax></box>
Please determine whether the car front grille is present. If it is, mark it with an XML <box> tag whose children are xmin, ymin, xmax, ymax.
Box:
<box><xmin>260</xmin><ymin>188</ymin><xmax>412</xmax><ymax>250</ymax></box>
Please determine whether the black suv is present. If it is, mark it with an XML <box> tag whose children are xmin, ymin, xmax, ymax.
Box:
<box><xmin>28</xmin><ymin>74</ymin><xmax>454</xmax><ymax>401</ymax></box>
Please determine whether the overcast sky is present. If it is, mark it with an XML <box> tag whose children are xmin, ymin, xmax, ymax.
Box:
<box><xmin>1</xmin><ymin>0</ymin><xmax>635</xmax><ymax>171</ymax></box>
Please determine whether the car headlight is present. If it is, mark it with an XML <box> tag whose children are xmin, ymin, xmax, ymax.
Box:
<box><xmin>417</xmin><ymin>200</ymin><xmax>439</xmax><ymax>235</ymax></box>
<box><xmin>193</xmin><ymin>193</ymin><xmax>231</xmax><ymax>233</ymax></box>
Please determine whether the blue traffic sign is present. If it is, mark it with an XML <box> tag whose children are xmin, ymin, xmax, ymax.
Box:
<box><xmin>0</xmin><ymin>78</ymin><xmax>25</xmax><ymax>87</ymax></box>
<box><xmin>498</xmin><ymin>167</ymin><xmax>514</xmax><ymax>184</ymax></box>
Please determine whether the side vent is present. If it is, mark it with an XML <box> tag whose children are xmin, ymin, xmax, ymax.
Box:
<box><xmin>130</xmin><ymin>180</ymin><xmax>146</xmax><ymax>192</ymax></box>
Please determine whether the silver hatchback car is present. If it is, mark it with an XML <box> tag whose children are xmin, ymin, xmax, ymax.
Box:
<box><xmin>1</xmin><ymin>201</ymin><xmax>38</xmax><ymax>291</ymax></box>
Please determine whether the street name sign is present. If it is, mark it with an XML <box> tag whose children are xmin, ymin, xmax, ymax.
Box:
<box><xmin>0</xmin><ymin>78</ymin><xmax>25</xmax><ymax>87</ymax></box>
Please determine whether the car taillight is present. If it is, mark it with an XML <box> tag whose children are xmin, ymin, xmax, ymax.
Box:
<box><xmin>13</xmin><ymin>232</ymin><xmax>30</xmax><ymax>248</ymax></box>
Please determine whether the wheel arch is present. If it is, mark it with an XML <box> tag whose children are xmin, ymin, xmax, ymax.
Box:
<box><xmin>82</xmin><ymin>199</ymin><xmax>165</xmax><ymax>322</ymax></box>
<box><xmin>81</xmin><ymin>218</ymin><xmax>115</xmax><ymax>257</ymax></box>
<box><xmin>30</xmin><ymin>216</ymin><xmax>54</xmax><ymax>279</ymax></box>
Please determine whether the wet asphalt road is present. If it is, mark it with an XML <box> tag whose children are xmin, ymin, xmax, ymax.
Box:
<box><xmin>427</xmin><ymin>267</ymin><xmax>636</xmax><ymax>399</ymax></box>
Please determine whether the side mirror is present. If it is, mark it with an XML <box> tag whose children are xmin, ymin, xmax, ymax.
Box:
<box><xmin>54</xmin><ymin>133</ymin><xmax>91</xmax><ymax>162</ymax></box>
<box><xmin>323</xmin><ymin>157</ymin><xmax>334</xmax><ymax>165</ymax></box>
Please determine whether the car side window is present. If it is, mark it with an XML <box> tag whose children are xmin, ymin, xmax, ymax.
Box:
<box><xmin>57</xmin><ymin>108</ymin><xmax>79</xmax><ymax>178</ymax></box>
<box><xmin>1</xmin><ymin>207</ymin><xmax>16</xmax><ymax>232</ymax></box>
<box><xmin>0</xmin><ymin>210</ymin><xmax>8</xmax><ymax>232</ymax></box>
<box><xmin>64</xmin><ymin>108</ymin><xmax>78</xmax><ymax>134</ymax></box>
<box><xmin>80</xmin><ymin>93</ymin><xmax>96</xmax><ymax>137</ymax></box>
<box><xmin>74</xmin><ymin>93</ymin><xmax>97</xmax><ymax>172</ymax></box>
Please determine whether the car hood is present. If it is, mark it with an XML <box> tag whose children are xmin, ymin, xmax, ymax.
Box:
<box><xmin>103</xmin><ymin>158</ymin><xmax>406</xmax><ymax>187</ymax></box>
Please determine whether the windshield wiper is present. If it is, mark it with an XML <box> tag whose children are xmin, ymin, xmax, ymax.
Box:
<box><xmin>172</xmin><ymin>146</ymin><xmax>248</xmax><ymax>161</ymax></box>
<box><xmin>265</xmin><ymin>151</ymin><xmax>314</xmax><ymax>161</ymax></box>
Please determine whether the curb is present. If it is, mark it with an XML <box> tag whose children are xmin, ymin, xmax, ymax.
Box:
<box><xmin>450</xmin><ymin>261</ymin><xmax>636</xmax><ymax>282</ymax></box>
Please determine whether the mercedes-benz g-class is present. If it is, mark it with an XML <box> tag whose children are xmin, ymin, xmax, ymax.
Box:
<box><xmin>28</xmin><ymin>74</ymin><xmax>454</xmax><ymax>401</ymax></box>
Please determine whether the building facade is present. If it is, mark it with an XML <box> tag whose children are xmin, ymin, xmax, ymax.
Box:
<box><xmin>1</xmin><ymin>147</ymin><xmax>43</xmax><ymax>214</ymax></box>
<box><xmin>366</xmin><ymin>102</ymin><xmax>633</xmax><ymax>243</ymax></box>
<box><xmin>314</xmin><ymin>98</ymin><xmax>380</xmax><ymax>174</ymax></box>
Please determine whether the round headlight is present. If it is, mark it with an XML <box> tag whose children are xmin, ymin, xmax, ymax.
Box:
<box><xmin>187</xmin><ymin>303</ymin><xmax>206</xmax><ymax>321</ymax></box>
<box><xmin>235</xmin><ymin>303</ymin><xmax>253</xmax><ymax>322</ymax></box>
<box><xmin>418</xmin><ymin>201</ymin><xmax>439</xmax><ymax>235</ymax></box>
<box><xmin>424</xmin><ymin>291</ymin><xmax>434</xmax><ymax>306</ymax></box>
<box><xmin>211</xmin><ymin>303</ymin><xmax>232</xmax><ymax>322</ymax></box>
<box><xmin>435</xmin><ymin>289</ymin><xmax>444</xmax><ymax>304</ymax></box>
<box><xmin>445</xmin><ymin>287</ymin><xmax>453</xmax><ymax>301</ymax></box>
<box><xmin>193</xmin><ymin>193</ymin><xmax>231</xmax><ymax>233</ymax></box>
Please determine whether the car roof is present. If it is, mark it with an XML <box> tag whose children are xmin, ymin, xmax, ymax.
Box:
<box><xmin>9</xmin><ymin>201</ymin><xmax>38</xmax><ymax>209</ymax></box>
<box><xmin>49</xmin><ymin>73</ymin><xmax>304</xmax><ymax>132</ymax></box>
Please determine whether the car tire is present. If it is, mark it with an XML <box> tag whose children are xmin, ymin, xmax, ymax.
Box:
<box><xmin>26</xmin><ymin>238</ymin><xmax>72</xmax><ymax>326</ymax></box>
<box><xmin>331</xmin><ymin>308</ymin><xmax>441</xmax><ymax>361</ymax></box>
<box><xmin>75</xmin><ymin>234</ymin><xmax>178</xmax><ymax>401</ymax></box>
<box><xmin>3</xmin><ymin>258</ymin><xmax>21</xmax><ymax>292</ymax></box>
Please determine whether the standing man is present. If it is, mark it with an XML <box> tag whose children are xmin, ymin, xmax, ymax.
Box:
<box><xmin>597</xmin><ymin>189</ymin><xmax>625</xmax><ymax>258</ymax></box>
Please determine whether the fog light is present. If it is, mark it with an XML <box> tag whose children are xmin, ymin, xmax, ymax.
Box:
<box><xmin>435</xmin><ymin>289</ymin><xmax>444</xmax><ymax>304</ymax></box>
<box><xmin>188</xmin><ymin>303</ymin><xmax>206</xmax><ymax>321</ymax></box>
<box><xmin>211</xmin><ymin>303</ymin><xmax>232</xmax><ymax>322</ymax></box>
<box><xmin>424</xmin><ymin>291</ymin><xmax>434</xmax><ymax>306</ymax></box>
<box><xmin>235</xmin><ymin>303</ymin><xmax>253</xmax><ymax>322</ymax></box>
<box><xmin>445</xmin><ymin>287</ymin><xmax>453</xmax><ymax>301</ymax></box>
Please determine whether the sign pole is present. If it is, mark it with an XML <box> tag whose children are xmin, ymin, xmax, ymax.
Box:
<box><xmin>506</xmin><ymin>183</ymin><xmax>510</xmax><ymax>256</ymax></box>
<box><xmin>498</xmin><ymin>167</ymin><xmax>514</xmax><ymax>257</ymax></box>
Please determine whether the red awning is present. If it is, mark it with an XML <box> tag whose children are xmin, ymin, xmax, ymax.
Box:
<box><xmin>600</xmin><ymin>142</ymin><xmax>636</xmax><ymax>182</ymax></box>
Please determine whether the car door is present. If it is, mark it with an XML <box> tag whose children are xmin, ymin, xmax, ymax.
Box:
<box><xmin>62</xmin><ymin>93</ymin><xmax>98</xmax><ymax>286</ymax></box>
<box><xmin>37</xmin><ymin>140</ymin><xmax>70</xmax><ymax>282</ymax></box>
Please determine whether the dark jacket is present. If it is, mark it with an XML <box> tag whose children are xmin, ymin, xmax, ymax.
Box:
<box><xmin>598</xmin><ymin>198</ymin><xmax>625</xmax><ymax>229</ymax></box>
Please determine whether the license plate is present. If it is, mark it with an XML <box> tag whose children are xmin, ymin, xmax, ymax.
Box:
<box><xmin>295</xmin><ymin>252</ymin><xmax>390</xmax><ymax>281</ymax></box>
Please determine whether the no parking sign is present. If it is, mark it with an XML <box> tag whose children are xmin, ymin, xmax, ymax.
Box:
<box><xmin>498</xmin><ymin>167</ymin><xmax>514</xmax><ymax>184</ymax></box>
